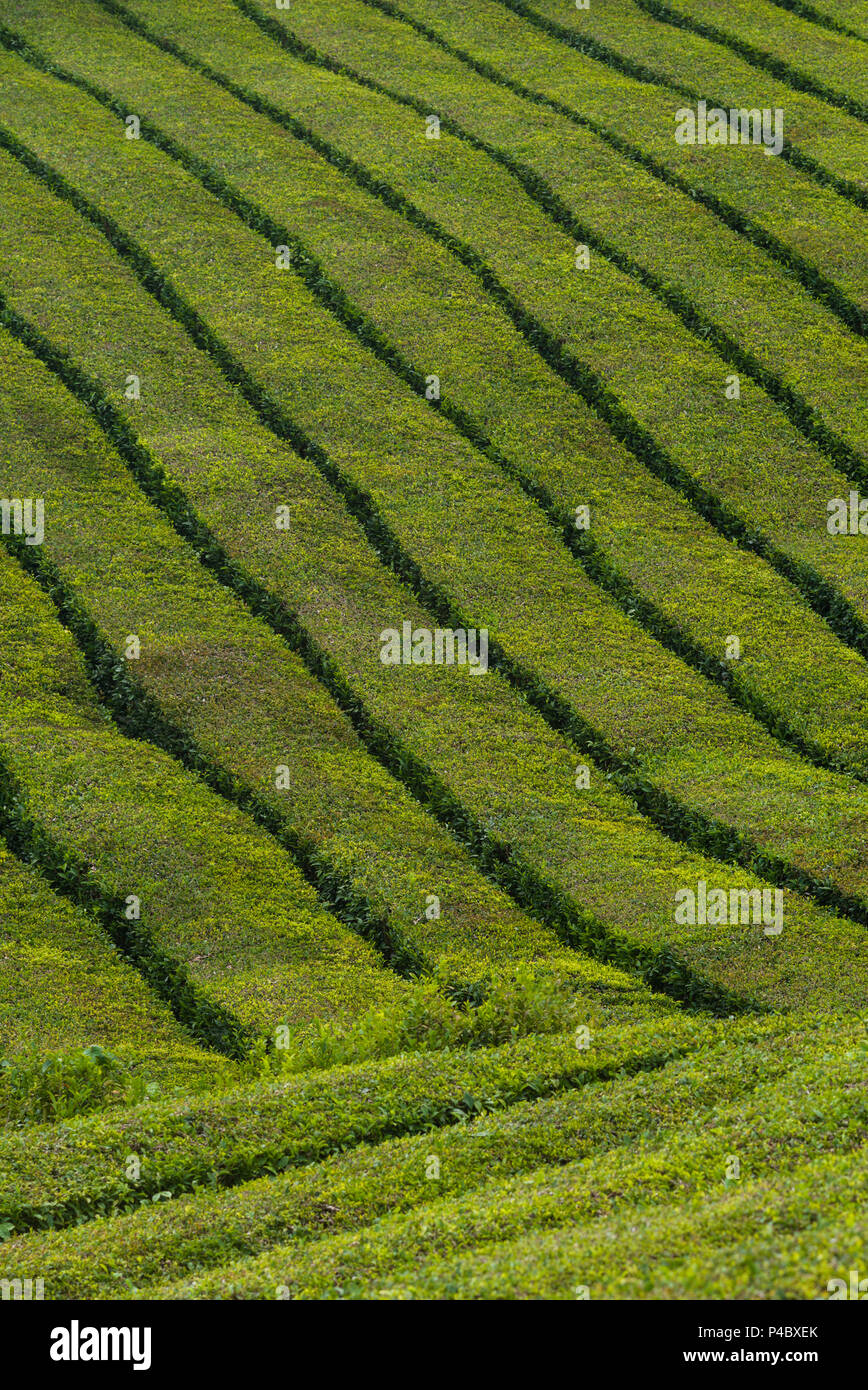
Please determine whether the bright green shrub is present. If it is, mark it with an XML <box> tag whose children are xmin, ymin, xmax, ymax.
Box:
<box><xmin>0</xmin><ymin>1047</ymin><xmax>133</xmax><ymax>1125</ymax></box>
<box><xmin>410</xmin><ymin>0</ymin><xmax>868</xmax><ymax>302</ymax></box>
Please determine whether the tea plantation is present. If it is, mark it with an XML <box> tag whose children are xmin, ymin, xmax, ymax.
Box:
<box><xmin>0</xmin><ymin>0</ymin><xmax>866</xmax><ymax>1302</ymax></box>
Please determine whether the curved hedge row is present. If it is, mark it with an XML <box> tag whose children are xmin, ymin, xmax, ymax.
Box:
<box><xmin>509</xmin><ymin>0</ymin><xmax>868</xmax><ymax>180</ymax></box>
<box><xmin>2</xmin><ymin>332</ymin><xmax>612</xmax><ymax>995</ymax></box>
<box><xmin>29</xmin><ymin>0</ymin><xmax>868</xmax><ymax>775</ymax></box>
<box><xmin>0</xmin><ymin>537</ymin><xmax>407</xmax><ymax>1046</ymax></box>
<box><xmin>634</xmin><ymin>0</ymin><xmax>868</xmax><ymax>117</ymax></box>
<box><xmin>0</xmin><ymin>842</ymin><xmax>221</xmax><ymax>1087</ymax></box>
<box><xmin>387</xmin><ymin>0</ymin><xmax>868</xmax><ymax>303</ymax></box>
<box><xmin>328</xmin><ymin>1145</ymin><xmax>868</xmax><ymax>1300</ymax></box>
<box><xmin>150</xmin><ymin>1033</ymin><xmax>868</xmax><ymax>1297</ymax></box>
<box><xmin>11</xmin><ymin>0</ymin><xmax>868</xmax><ymax>651</ymax></box>
<box><xmin>1</xmin><ymin>52</ymin><xmax>868</xmax><ymax>952</ymax></box>
<box><xmin>0</xmin><ymin>1013</ymin><xmax>807</xmax><ymax>1296</ymax></box>
<box><xmin>0</xmin><ymin>157</ymin><xmax>864</xmax><ymax>1011</ymax></box>
<box><xmin>765</xmin><ymin>0</ymin><xmax>868</xmax><ymax>41</ymax></box>
<box><xmin>818</xmin><ymin>0</ymin><xmax>868</xmax><ymax>34</ymax></box>
<box><xmin>0</xmin><ymin>0</ymin><xmax>863</xmax><ymax>1303</ymax></box>
<box><xmin>0</xmin><ymin>1015</ymin><xmax>707</xmax><ymax>1236</ymax></box>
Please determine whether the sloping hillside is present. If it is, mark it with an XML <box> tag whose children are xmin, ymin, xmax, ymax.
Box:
<box><xmin>0</xmin><ymin>0</ymin><xmax>866</xmax><ymax>1305</ymax></box>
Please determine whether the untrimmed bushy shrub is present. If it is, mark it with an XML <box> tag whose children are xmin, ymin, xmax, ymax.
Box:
<box><xmin>0</xmin><ymin>1045</ymin><xmax>157</xmax><ymax>1125</ymax></box>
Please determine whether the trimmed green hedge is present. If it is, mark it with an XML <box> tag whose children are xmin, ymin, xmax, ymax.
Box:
<box><xmin>0</xmin><ymin>540</ymin><xmax>406</xmax><ymax>1045</ymax></box>
<box><xmin>0</xmin><ymin>67</ymin><xmax>865</xmax><ymax>1006</ymax></box>
<box><xmin>635</xmin><ymin>0</ymin><xmax>868</xmax><ymax>116</ymax></box>
<box><xmin>0</xmin><ymin>325</ymin><xmax>625</xmax><ymax>996</ymax></box>
<box><xmin>0</xmin><ymin>842</ymin><xmax>221</xmax><ymax>1091</ymax></box>
<box><xmin>1</xmin><ymin>163</ymin><xmax>864</xmax><ymax>1012</ymax></box>
<box><xmin>238</xmin><ymin>0</ymin><xmax>868</xmax><ymax>588</ymax></box>
<box><xmin>506</xmin><ymin>0</ymin><xmax>868</xmax><ymax>193</ymax></box>
<box><xmin>0</xmin><ymin>1014</ymin><xmax>707</xmax><ymax>1236</ymax></box>
<box><xmin>640</xmin><ymin>1170</ymin><xmax>868</xmax><ymax>1298</ymax></box>
<box><xmin>154</xmin><ymin>1033</ymin><xmax>868</xmax><ymax>1297</ymax></box>
<box><xmin>535</xmin><ymin>0</ymin><xmax>868</xmax><ymax>178</ymax></box>
<box><xmin>338</xmin><ymin>1144</ymin><xmax>868</xmax><ymax>1300</ymax></box>
<box><xmin>55</xmin><ymin>0</ymin><xmax>868</xmax><ymax>783</ymax></box>
<box><xmin>0</xmin><ymin>0</ymin><xmax>862</xmax><ymax>1303</ymax></box>
<box><xmin>215</xmin><ymin>0</ymin><xmax>868</xmax><ymax>459</ymax></box>
<box><xmin>815</xmin><ymin>0</ymin><xmax>868</xmax><ymax>36</ymax></box>
<box><xmin>763</xmin><ymin>0</ymin><xmax>867</xmax><ymax>39</ymax></box>
<box><xmin>0</xmin><ymin>1012</ymin><xmax>805</xmax><ymax>1296</ymax></box>
<box><xmin>3</xmin><ymin>8</ymin><xmax>862</xmax><ymax>822</ymax></box>
<box><xmin>483</xmin><ymin>0</ymin><xmax>868</xmax><ymax>300</ymax></box>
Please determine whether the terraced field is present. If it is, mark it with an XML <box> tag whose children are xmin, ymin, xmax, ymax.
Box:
<box><xmin>0</xmin><ymin>0</ymin><xmax>865</xmax><ymax>1308</ymax></box>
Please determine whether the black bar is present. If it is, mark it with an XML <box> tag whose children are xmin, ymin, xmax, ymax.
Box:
<box><xmin>5</xmin><ymin>1297</ymin><xmax>863</xmax><ymax>1377</ymax></box>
